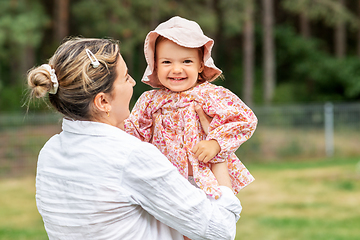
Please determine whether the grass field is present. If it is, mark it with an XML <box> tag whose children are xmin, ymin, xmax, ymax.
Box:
<box><xmin>236</xmin><ymin>157</ymin><xmax>360</xmax><ymax>240</ymax></box>
<box><xmin>0</xmin><ymin>157</ymin><xmax>359</xmax><ymax>240</ymax></box>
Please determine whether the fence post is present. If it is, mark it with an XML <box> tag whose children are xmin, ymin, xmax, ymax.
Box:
<box><xmin>324</xmin><ymin>102</ymin><xmax>334</xmax><ymax>157</ymax></box>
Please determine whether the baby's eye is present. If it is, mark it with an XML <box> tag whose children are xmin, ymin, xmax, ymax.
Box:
<box><xmin>162</xmin><ymin>60</ymin><xmax>171</xmax><ymax>64</ymax></box>
<box><xmin>184</xmin><ymin>60</ymin><xmax>193</xmax><ymax>64</ymax></box>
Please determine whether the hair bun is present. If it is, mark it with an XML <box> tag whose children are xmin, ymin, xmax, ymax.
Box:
<box><xmin>27</xmin><ymin>65</ymin><xmax>55</xmax><ymax>99</ymax></box>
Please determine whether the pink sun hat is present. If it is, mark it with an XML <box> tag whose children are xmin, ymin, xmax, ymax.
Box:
<box><xmin>141</xmin><ymin>16</ymin><xmax>222</xmax><ymax>88</ymax></box>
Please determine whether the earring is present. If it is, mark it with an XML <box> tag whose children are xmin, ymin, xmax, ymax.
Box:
<box><xmin>106</xmin><ymin>111</ymin><xmax>110</xmax><ymax>117</ymax></box>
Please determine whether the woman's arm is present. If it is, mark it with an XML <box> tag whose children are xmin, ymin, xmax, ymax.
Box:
<box><xmin>124</xmin><ymin>143</ymin><xmax>241</xmax><ymax>240</ymax></box>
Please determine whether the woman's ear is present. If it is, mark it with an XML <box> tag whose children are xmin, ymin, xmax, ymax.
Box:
<box><xmin>93</xmin><ymin>92</ymin><xmax>111</xmax><ymax>113</ymax></box>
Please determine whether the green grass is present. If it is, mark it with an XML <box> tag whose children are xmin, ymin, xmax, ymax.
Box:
<box><xmin>1</xmin><ymin>157</ymin><xmax>359</xmax><ymax>239</ymax></box>
<box><xmin>0</xmin><ymin>177</ymin><xmax>47</xmax><ymax>239</ymax></box>
<box><xmin>236</xmin><ymin>157</ymin><xmax>360</xmax><ymax>240</ymax></box>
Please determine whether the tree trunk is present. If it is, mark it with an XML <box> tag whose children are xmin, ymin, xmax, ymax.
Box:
<box><xmin>18</xmin><ymin>46</ymin><xmax>35</xmax><ymax>84</ymax></box>
<box><xmin>151</xmin><ymin>0</ymin><xmax>159</xmax><ymax>29</ymax></box>
<box><xmin>54</xmin><ymin>0</ymin><xmax>69</xmax><ymax>43</ymax></box>
<box><xmin>357</xmin><ymin>0</ymin><xmax>360</xmax><ymax>57</ymax></box>
<box><xmin>335</xmin><ymin>0</ymin><xmax>346</xmax><ymax>58</ymax></box>
<box><xmin>300</xmin><ymin>11</ymin><xmax>310</xmax><ymax>38</ymax></box>
<box><xmin>213</xmin><ymin>0</ymin><xmax>225</xmax><ymax>60</ymax></box>
<box><xmin>262</xmin><ymin>0</ymin><xmax>276</xmax><ymax>105</ymax></box>
<box><xmin>243</xmin><ymin>1</ymin><xmax>255</xmax><ymax>107</ymax></box>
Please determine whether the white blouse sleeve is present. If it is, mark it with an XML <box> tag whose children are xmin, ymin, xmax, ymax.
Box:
<box><xmin>123</xmin><ymin>142</ymin><xmax>242</xmax><ymax>240</ymax></box>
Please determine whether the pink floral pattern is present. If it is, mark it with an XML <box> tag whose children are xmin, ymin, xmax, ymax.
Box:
<box><xmin>124</xmin><ymin>82</ymin><xmax>257</xmax><ymax>199</ymax></box>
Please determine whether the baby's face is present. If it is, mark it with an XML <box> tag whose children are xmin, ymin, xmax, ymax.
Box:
<box><xmin>155</xmin><ymin>39</ymin><xmax>204</xmax><ymax>92</ymax></box>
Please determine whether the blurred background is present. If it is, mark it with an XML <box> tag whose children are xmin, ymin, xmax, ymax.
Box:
<box><xmin>0</xmin><ymin>0</ymin><xmax>359</xmax><ymax>239</ymax></box>
<box><xmin>2</xmin><ymin>0</ymin><xmax>360</xmax><ymax>109</ymax></box>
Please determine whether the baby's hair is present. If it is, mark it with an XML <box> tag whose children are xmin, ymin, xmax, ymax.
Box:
<box><xmin>26</xmin><ymin>37</ymin><xmax>120</xmax><ymax>121</ymax></box>
<box><xmin>154</xmin><ymin>35</ymin><xmax>211</xmax><ymax>83</ymax></box>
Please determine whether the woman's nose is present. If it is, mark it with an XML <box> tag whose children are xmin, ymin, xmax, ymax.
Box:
<box><xmin>130</xmin><ymin>76</ymin><xmax>136</xmax><ymax>86</ymax></box>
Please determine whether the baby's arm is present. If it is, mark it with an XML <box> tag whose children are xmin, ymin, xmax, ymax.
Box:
<box><xmin>195</xmin><ymin>105</ymin><xmax>233</xmax><ymax>190</ymax></box>
<box><xmin>192</xmin><ymin>104</ymin><xmax>220</xmax><ymax>162</ymax></box>
<box><xmin>204</xmin><ymin>86</ymin><xmax>257</xmax><ymax>162</ymax></box>
<box><xmin>211</xmin><ymin>161</ymin><xmax>232</xmax><ymax>190</ymax></box>
<box><xmin>124</xmin><ymin>91</ymin><xmax>155</xmax><ymax>142</ymax></box>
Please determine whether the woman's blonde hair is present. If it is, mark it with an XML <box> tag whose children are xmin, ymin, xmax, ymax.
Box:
<box><xmin>27</xmin><ymin>37</ymin><xmax>120</xmax><ymax>120</ymax></box>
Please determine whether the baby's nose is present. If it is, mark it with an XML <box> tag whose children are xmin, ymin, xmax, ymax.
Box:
<box><xmin>172</xmin><ymin>64</ymin><xmax>183</xmax><ymax>73</ymax></box>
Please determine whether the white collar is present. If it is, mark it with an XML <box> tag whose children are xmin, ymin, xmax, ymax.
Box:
<box><xmin>62</xmin><ymin>118</ymin><xmax>125</xmax><ymax>138</ymax></box>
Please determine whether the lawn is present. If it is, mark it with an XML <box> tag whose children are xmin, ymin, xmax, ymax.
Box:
<box><xmin>0</xmin><ymin>157</ymin><xmax>359</xmax><ymax>240</ymax></box>
<box><xmin>0</xmin><ymin>176</ymin><xmax>47</xmax><ymax>240</ymax></box>
<box><xmin>236</xmin><ymin>157</ymin><xmax>360</xmax><ymax>240</ymax></box>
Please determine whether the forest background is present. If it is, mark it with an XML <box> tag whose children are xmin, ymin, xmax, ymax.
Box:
<box><xmin>1</xmin><ymin>0</ymin><xmax>360</xmax><ymax>112</ymax></box>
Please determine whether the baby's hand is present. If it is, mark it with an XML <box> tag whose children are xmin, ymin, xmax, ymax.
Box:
<box><xmin>192</xmin><ymin>140</ymin><xmax>221</xmax><ymax>163</ymax></box>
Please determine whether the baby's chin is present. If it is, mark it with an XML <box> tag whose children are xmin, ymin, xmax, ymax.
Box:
<box><xmin>167</xmin><ymin>84</ymin><xmax>199</xmax><ymax>93</ymax></box>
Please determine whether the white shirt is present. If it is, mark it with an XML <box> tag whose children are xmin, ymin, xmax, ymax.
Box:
<box><xmin>36</xmin><ymin>118</ymin><xmax>242</xmax><ymax>240</ymax></box>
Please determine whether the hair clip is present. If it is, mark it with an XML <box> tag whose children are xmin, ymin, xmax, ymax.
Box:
<box><xmin>85</xmin><ymin>49</ymin><xmax>100</xmax><ymax>68</ymax></box>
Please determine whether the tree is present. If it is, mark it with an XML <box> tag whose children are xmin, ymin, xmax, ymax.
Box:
<box><xmin>262</xmin><ymin>0</ymin><xmax>276</xmax><ymax>105</ymax></box>
<box><xmin>242</xmin><ymin>0</ymin><xmax>255</xmax><ymax>106</ymax></box>
<box><xmin>0</xmin><ymin>0</ymin><xmax>49</xmax><ymax>85</ymax></box>
<box><xmin>300</xmin><ymin>11</ymin><xmax>311</xmax><ymax>38</ymax></box>
<box><xmin>218</xmin><ymin>0</ymin><xmax>257</xmax><ymax>104</ymax></box>
<box><xmin>335</xmin><ymin>0</ymin><xmax>346</xmax><ymax>58</ymax></box>
<box><xmin>54</xmin><ymin>0</ymin><xmax>69</xmax><ymax>43</ymax></box>
<box><xmin>213</xmin><ymin>0</ymin><xmax>225</xmax><ymax>59</ymax></box>
<box><xmin>357</xmin><ymin>0</ymin><xmax>360</xmax><ymax>57</ymax></box>
<box><xmin>282</xmin><ymin>0</ymin><xmax>358</xmax><ymax>57</ymax></box>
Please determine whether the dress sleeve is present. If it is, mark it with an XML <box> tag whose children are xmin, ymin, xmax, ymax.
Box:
<box><xmin>124</xmin><ymin>91</ymin><xmax>155</xmax><ymax>142</ymax></box>
<box><xmin>124</xmin><ymin>142</ymin><xmax>242</xmax><ymax>240</ymax></box>
<box><xmin>203</xmin><ymin>86</ymin><xmax>258</xmax><ymax>162</ymax></box>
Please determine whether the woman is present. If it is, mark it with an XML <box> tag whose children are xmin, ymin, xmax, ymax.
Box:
<box><xmin>27</xmin><ymin>37</ymin><xmax>241</xmax><ymax>240</ymax></box>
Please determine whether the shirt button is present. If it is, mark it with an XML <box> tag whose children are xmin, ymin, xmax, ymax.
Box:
<box><xmin>180</xmin><ymin>143</ymin><xmax>184</xmax><ymax>148</ymax></box>
<box><xmin>181</xmin><ymin>127</ymin><xmax>184</xmax><ymax>131</ymax></box>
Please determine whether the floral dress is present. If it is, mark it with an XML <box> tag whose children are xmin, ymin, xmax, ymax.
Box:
<box><xmin>124</xmin><ymin>81</ymin><xmax>257</xmax><ymax>199</ymax></box>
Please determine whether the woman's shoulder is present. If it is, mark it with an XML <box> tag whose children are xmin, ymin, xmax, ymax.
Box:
<box><xmin>107</xmin><ymin>130</ymin><xmax>159</xmax><ymax>154</ymax></box>
<box><xmin>86</xmin><ymin>130</ymin><xmax>163</xmax><ymax>171</ymax></box>
<box><xmin>112</xmin><ymin>132</ymin><xmax>172</xmax><ymax>171</ymax></box>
